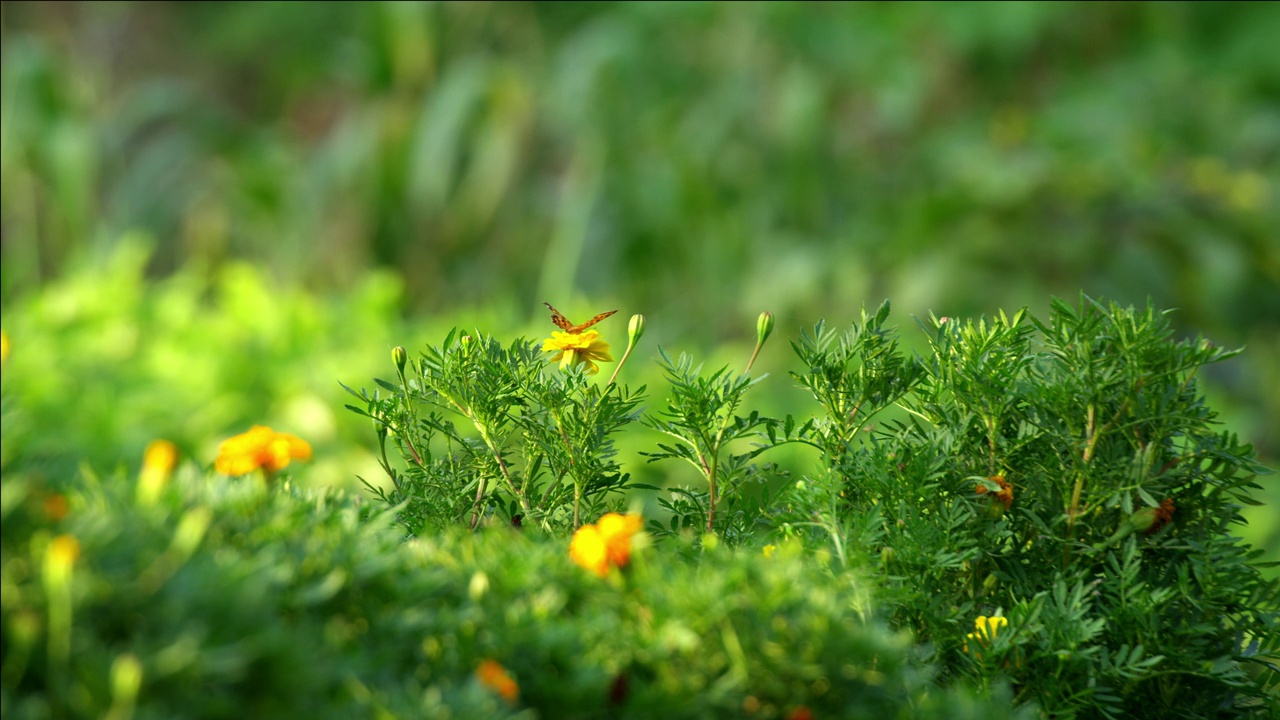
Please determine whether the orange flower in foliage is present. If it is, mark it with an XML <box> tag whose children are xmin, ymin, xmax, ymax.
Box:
<box><xmin>215</xmin><ymin>426</ymin><xmax>312</xmax><ymax>477</ymax></box>
<box><xmin>976</xmin><ymin>475</ymin><xmax>1013</xmax><ymax>510</ymax></box>
<box><xmin>476</xmin><ymin>659</ymin><xmax>519</xmax><ymax>703</ymax></box>
<box><xmin>570</xmin><ymin>513</ymin><xmax>643</xmax><ymax>577</ymax></box>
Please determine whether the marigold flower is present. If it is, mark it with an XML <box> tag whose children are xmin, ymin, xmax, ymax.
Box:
<box><xmin>570</xmin><ymin>524</ymin><xmax>610</xmax><ymax>577</ymax></box>
<box><xmin>476</xmin><ymin>659</ymin><xmax>519</xmax><ymax>703</ymax></box>
<box><xmin>964</xmin><ymin>614</ymin><xmax>1008</xmax><ymax>654</ymax></box>
<box><xmin>570</xmin><ymin>512</ymin><xmax>643</xmax><ymax>576</ymax></box>
<box><xmin>976</xmin><ymin>475</ymin><xmax>1013</xmax><ymax>510</ymax></box>
<box><xmin>215</xmin><ymin>426</ymin><xmax>312</xmax><ymax>477</ymax></box>
<box><xmin>542</xmin><ymin>329</ymin><xmax>613</xmax><ymax>375</ymax></box>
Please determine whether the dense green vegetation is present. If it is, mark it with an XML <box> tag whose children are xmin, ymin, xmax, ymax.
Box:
<box><xmin>2</xmin><ymin>2</ymin><xmax>1277</xmax><ymax>718</ymax></box>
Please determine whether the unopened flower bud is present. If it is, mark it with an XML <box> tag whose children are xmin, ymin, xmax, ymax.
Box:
<box><xmin>628</xmin><ymin>314</ymin><xmax>645</xmax><ymax>346</ymax></box>
<box><xmin>756</xmin><ymin>311</ymin><xmax>775</xmax><ymax>347</ymax></box>
<box><xmin>1127</xmin><ymin>506</ymin><xmax>1159</xmax><ymax>533</ymax></box>
<box><xmin>392</xmin><ymin>346</ymin><xmax>408</xmax><ymax>373</ymax></box>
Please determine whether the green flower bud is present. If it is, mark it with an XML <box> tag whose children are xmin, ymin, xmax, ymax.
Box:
<box><xmin>756</xmin><ymin>311</ymin><xmax>775</xmax><ymax>347</ymax></box>
<box><xmin>110</xmin><ymin>653</ymin><xmax>143</xmax><ymax>711</ymax></box>
<box><xmin>982</xmin><ymin>573</ymin><xmax>1000</xmax><ymax>594</ymax></box>
<box><xmin>392</xmin><ymin>346</ymin><xmax>408</xmax><ymax>373</ymax></box>
<box><xmin>1127</xmin><ymin>506</ymin><xmax>1159</xmax><ymax>533</ymax></box>
<box><xmin>628</xmin><ymin>314</ymin><xmax>645</xmax><ymax>346</ymax></box>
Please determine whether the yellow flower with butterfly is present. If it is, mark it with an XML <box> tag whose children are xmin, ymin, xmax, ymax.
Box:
<box><xmin>541</xmin><ymin>302</ymin><xmax>616</xmax><ymax>375</ymax></box>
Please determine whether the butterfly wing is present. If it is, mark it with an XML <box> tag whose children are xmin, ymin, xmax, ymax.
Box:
<box><xmin>544</xmin><ymin>302</ymin><xmax>575</xmax><ymax>332</ymax></box>
<box><xmin>569</xmin><ymin>309</ymin><xmax>618</xmax><ymax>333</ymax></box>
<box><xmin>544</xmin><ymin>302</ymin><xmax>618</xmax><ymax>334</ymax></box>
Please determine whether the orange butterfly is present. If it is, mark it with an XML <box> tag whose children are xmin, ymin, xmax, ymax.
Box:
<box><xmin>544</xmin><ymin>302</ymin><xmax>617</xmax><ymax>334</ymax></box>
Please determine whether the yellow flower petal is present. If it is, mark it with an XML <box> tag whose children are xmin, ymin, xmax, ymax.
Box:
<box><xmin>215</xmin><ymin>426</ymin><xmax>311</xmax><ymax>477</ymax></box>
<box><xmin>570</xmin><ymin>524</ymin><xmax>610</xmax><ymax>577</ymax></box>
<box><xmin>543</xmin><ymin>330</ymin><xmax>612</xmax><ymax>374</ymax></box>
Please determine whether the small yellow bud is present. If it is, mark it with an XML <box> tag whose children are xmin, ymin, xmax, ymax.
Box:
<box><xmin>110</xmin><ymin>653</ymin><xmax>143</xmax><ymax>714</ymax></box>
<box><xmin>392</xmin><ymin>346</ymin><xmax>408</xmax><ymax>373</ymax></box>
<box><xmin>982</xmin><ymin>573</ymin><xmax>999</xmax><ymax>594</ymax></box>
<box><xmin>138</xmin><ymin>439</ymin><xmax>179</xmax><ymax>505</ymax></box>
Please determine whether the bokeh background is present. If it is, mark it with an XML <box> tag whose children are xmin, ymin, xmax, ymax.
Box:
<box><xmin>2</xmin><ymin>2</ymin><xmax>1276</xmax><ymax>562</ymax></box>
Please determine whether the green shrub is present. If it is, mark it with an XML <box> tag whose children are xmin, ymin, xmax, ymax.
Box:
<box><xmin>779</xmin><ymin>297</ymin><xmax>1279</xmax><ymax>717</ymax></box>
<box><xmin>0</xmin><ymin>467</ymin><xmax>1019</xmax><ymax>719</ymax></box>
<box><xmin>361</xmin><ymin>296</ymin><xmax>1278</xmax><ymax>718</ymax></box>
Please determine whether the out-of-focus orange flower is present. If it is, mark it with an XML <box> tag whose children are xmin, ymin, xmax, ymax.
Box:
<box><xmin>570</xmin><ymin>524</ymin><xmax>609</xmax><ymax>576</ymax></box>
<box><xmin>976</xmin><ymin>475</ymin><xmax>1013</xmax><ymax>510</ymax></box>
<box><xmin>43</xmin><ymin>494</ymin><xmax>70</xmax><ymax>522</ymax></box>
<box><xmin>786</xmin><ymin>706</ymin><xmax>813</xmax><ymax>720</ymax></box>
<box><xmin>215</xmin><ymin>426</ymin><xmax>312</xmax><ymax>477</ymax></box>
<box><xmin>476</xmin><ymin>659</ymin><xmax>519</xmax><ymax>703</ymax></box>
<box><xmin>570</xmin><ymin>513</ymin><xmax>643</xmax><ymax>577</ymax></box>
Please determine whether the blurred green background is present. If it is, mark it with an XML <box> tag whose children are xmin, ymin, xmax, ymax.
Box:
<box><xmin>2</xmin><ymin>3</ymin><xmax>1276</xmax><ymax>559</ymax></box>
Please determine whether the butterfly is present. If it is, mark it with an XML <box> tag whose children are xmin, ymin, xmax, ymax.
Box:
<box><xmin>544</xmin><ymin>302</ymin><xmax>617</xmax><ymax>334</ymax></box>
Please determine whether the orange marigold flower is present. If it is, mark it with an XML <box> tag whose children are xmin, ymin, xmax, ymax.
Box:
<box><xmin>598</xmin><ymin>512</ymin><xmax>643</xmax><ymax>567</ymax></box>
<box><xmin>570</xmin><ymin>513</ymin><xmax>643</xmax><ymax>576</ymax></box>
<box><xmin>476</xmin><ymin>659</ymin><xmax>519</xmax><ymax>703</ymax></box>
<box><xmin>976</xmin><ymin>475</ymin><xmax>1013</xmax><ymax>510</ymax></box>
<box><xmin>215</xmin><ymin>426</ymin><xmax>312</xmax><ymax>477</ymax></box>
